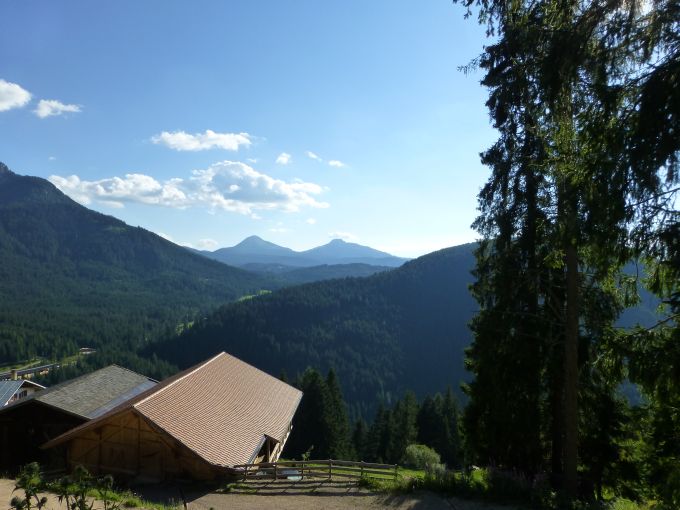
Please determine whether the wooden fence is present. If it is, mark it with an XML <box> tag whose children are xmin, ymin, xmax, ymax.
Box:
<box><xmin>232</xmin><ymin>459</ymin><xmax>398</xmax><ymax>482</ymax></box>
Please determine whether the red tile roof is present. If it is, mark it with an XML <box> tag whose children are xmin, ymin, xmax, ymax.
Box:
<box><xmin>44</xmin><ymin>352</ymin><xmax>302</xmax><ymax>468</ymax></box>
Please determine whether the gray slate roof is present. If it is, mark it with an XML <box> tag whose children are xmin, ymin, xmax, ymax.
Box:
<box><xmin>0</xmin><ymin>380</ymin><xmax>44</xmax><ymax>406</ymax></box>
<box><xmin>2</xmin><ymin>365</ymin><xmax>156</xmax><ymax>419</ymax></box>
<box><xmin>0</xmin><ymin>381</ymin><xmax>23</xmax><ymax>406</ymax></box>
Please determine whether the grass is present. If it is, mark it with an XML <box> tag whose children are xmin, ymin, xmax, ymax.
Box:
<box><xmin>91</xmin><ymin>488</ymin><xmax>180</xmax><ymax>510</ymax></box>
<box><xmin>222</xmin><ymin>483</ymin><xmax>258</xmax><ymax>494</ymax></box>
<box><xmin>0</xmin><ymin>358</ymin><xmax>46</xmax><ymax>373</ymax></box>
<box><xmin>237</xmin><ymin>290</ymin><xmax>272</xmax><ymax>302</ymax></box>
<box><xmin>608</xmin><ymin>499</ymin><xmax>657</xmax><ymax>510</ymax></box>
<box><xmin>357</xmin><ymin>466</ymin><xmax>660</xmax><ymax>510</ymax></box>
<box><xmin>40</xmin><ymin>481</ymin><xmax>180</xmax><ymax>510</ymax></box>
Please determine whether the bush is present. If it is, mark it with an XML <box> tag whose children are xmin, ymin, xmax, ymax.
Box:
<box><xmin>403</xmin><ymin>444</ymin><xmax>441</xmax><ymax>470</ymax></box>
<box><xmin>10</xmin><ymin>463</ymin><xmax>48</xmax><ymax>510</ymax></box>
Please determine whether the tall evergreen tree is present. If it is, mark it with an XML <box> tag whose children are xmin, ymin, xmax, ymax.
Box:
<box><xmin>325</xmin><ymin>369</ymin><xmax>353</xmax><ymax>459</ymax></box>
<box><xmin>286</xmin><ymin>368</ymin><xmax>330</xmax><ymax>459</ymax></box>
<box><xmin>456</xmin><ymin>0</ymin><xmax>678</xmax><ymax>500</ymax></box>
<box><xmin>388</xmin><ymin>391</ymin><xmax>419</xmax><ymax>463</ymax></box>
<box><xmin>352</xmin><ymin>418</ymin><xmax>369</xmax><ymax>461</ymax></box>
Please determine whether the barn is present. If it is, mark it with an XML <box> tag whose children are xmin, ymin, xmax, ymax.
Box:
<box><xmin>43</xmin><ymin>352</ymin><xmax>303</xmax><ymax>481</ymax></box>
<box><xmin>0</xmin><ymin>365</ymin><xmax>156</xmax><ymax>472</ymax></box>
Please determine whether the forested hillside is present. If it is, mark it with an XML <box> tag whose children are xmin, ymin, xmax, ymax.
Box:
<box><xmin>0</xmin><ymin>163</ymin><xmax>273</xmax><ymax>365</ymax></box>
<box><xmin>241</xmin><ymin>262</ymin><xmax>392</xmax><ymax>285</ymax></box>
<box><xmin>146</xmin><ymin>244</ymin><xmax>478</xmax><ymax>418</ymax></box>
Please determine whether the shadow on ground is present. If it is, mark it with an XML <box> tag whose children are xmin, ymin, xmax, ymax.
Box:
<box><xmin>218</xmin><ymin>479</ymin><xmax>375</xmax><ymax>497</ymax></box>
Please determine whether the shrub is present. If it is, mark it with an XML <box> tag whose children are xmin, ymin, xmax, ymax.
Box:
<box><xmin>10</xmin><ymin>463</ymin><xmax>48</xmax><ymax>510</ymax></box>
<box><xmin>403</xmin><ymin>444</ymin><xmax>441</xmax><ymax>470</ymax></box>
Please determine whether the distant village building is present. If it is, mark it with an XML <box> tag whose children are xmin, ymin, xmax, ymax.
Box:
<box><xmin>0</xmin><ymin>365</ymin><xmax>156</xmax><ymax>472</ymax></box>
<box><xmin>43</xmin><ymin>352</ymin><xmax>303</xmax><ymax>481</ymax></box>
<box><xmin>0</xmin><ymin>380</ymin><xmax>45</xmax><ymax>407</ymax></box>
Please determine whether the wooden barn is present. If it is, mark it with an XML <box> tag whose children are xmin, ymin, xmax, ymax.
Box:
<box><xmin>43</xmin><ymin>352</ymin><xmax>303</xmax><ymax>481</ymax></box>
<box><xmin>0</xmin><ymin>365</ymin><xmax>156</xmax><ymax>472</ymax></box>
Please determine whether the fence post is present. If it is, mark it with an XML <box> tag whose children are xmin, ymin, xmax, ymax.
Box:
<box><xmin>244</xmin><ymin>464</ymin><xmax>248</xmax><ymax>481</ymax></box>
<box><xmin>360</xmin><ymin>461</ymin><xmax>364</xmax><ymax>478</ymax></box>
<box><xmin>274</xmin><ymin>462</ymin><xmax>278</xmax><ymax>480</ymax></box>
<box><xmin>328</xmin><ymin>459</ymin><xmax>332</xmax><ymax>480</ymax></box>
<box><xmin>394</xmin><ymin>464</ymin><xmax>398</xmax><ymax>481</ymax></box>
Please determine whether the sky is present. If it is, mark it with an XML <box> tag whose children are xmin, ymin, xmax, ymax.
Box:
<box><xmin>0</xmin><ymin>1</ymin><xmax>495</xmax><ymax>258</ymax></box>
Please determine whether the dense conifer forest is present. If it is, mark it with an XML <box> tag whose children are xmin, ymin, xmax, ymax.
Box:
<box><xmin>0</xmin><ymin>164</ymin><xmax>272</xmax><ymax>366</ymax></box>
<box><xmin>144</xmin><ymin>244</ymin><xmax>478</xmax><ymax>419</ymax></box>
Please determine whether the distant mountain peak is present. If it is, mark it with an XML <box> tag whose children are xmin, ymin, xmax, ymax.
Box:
<box><xmin>220</xmin><ymin>235</ymin><xmax>297</xmax><ymax>257</ymax></box>
<box><xmin>204</xmin><ymin>234</ymin><xmax>409</xmax><ymax>268</ymax></box>
<box><xmin>238</xmin><ymin>235</ymin><xmax>267</xmax><ymax>246</ymax></box>
<box><xmin>0</xmin><ymin>162</ymin><xmax>12</xmax><ymax>175</ymax></box>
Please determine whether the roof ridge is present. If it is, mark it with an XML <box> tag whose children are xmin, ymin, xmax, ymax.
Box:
<box><xmin>109</xmin><ymin>364</ymin><xmax>158</xmax><ymax>382</ymax></box>
<box><xmin>133</xmin><ymin>352</ymin><xmax>225</xmax><ymax>408</ymax></box>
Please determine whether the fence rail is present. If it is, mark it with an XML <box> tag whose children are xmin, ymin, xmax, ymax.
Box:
<box><xmin>232</xmin><ymin>459</ymin><xmax>398</xmax><ymax>482</ymax></box>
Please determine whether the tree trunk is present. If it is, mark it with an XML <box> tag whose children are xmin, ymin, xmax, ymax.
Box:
<box><xmin>563</xmin><ymin>239</ymin><xmax>579</xmax><ymax>497</ymax></box>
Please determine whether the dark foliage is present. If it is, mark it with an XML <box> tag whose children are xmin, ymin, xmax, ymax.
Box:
<box><xmin>146</xmin><ymin>244</ymin><xmax>479</xmax><ymax>418</ymax></box>
<box><xmin>0</xmin><ymin>164</ymin><xmax>272</xmax><ymax>365</ymax></box>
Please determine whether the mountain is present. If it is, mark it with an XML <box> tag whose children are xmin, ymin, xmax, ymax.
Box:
<box><xmin>300</xmin><ymin>238</ymin><xmax>406</xmax><ymax>266</ymax></box>
<box><xmin>240</xmin><ymin>262</ymin><xmax>393</xmax><ymax>285</ymax></box>
<box><xmin>146</xmin><ymin>239</ymin><xmax>663</xmax><ymax>419</ymax></box>
<box><xmin>145</xmin><ymin>243</ymin><xmax>479</xmax><ymax>418</ymax></box>
<box><xmin>198</xmin><ymin>236</ymin><xmax>409</xmax><ymax>268</ymax></box>
<box><xmin>229</xmin><ymin>235</ymin><xmax>296</xmax><ymax>256</ymax></box>
<box><xmin>0</xmin><ymin>163</ymin><xmax>273</xmax><ymax>366</ymax></box>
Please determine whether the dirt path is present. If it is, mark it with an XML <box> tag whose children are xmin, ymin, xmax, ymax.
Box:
<box><xmin>2</xmin><ymin>478</ymin><xmax>527</xmax><ymax>510</ymax></box>
<box><xmin>180</xmin><ymin>479</ymin><xmax>527</xmax><ymax>510</ymax></box>
<box><xmin>1</xmin><ymin>478</ymin><xmax>71</xmax><ymax>509</ymax></box>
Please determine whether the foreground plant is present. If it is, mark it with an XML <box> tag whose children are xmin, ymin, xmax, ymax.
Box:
<box><xmin>10</xmin><ymin>463</ymin><xmax>48</xmax><ymax>510</ymax></box>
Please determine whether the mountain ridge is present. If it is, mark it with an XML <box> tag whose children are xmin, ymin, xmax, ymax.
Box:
<box><xmin>199</xmin><ymin>235</ymin><xmax>409</xmax><ymax>268</ymax></box>
<box><xmin>0</xmin><ymin>163</ymin><xmax>273</xmax><ymax>366</ymax></box>
<box><xmin>146</xmin><ymin>243</ymin><xmax>479</xmax><ymax>418</ymax></box>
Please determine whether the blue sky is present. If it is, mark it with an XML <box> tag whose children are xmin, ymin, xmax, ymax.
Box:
<box><xmin>0</xmin><ymin>1</ymin><xmax>494</xmax><ymax>257</ymax></box>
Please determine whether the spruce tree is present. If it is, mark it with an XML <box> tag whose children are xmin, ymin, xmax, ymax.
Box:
<box><xmin>325</xmin><ymin>369</ymin><xmax>352</xmax><ymax>459</ymax></box>
<box><xmin>286</xmin><ymin>368</ymin><xmax>330</xmax><ymax>459</ymax></box>
<box><xmin>455</xmin><ymin>0</ymin><xmax>678</xmax><ymax>499</ymax></box>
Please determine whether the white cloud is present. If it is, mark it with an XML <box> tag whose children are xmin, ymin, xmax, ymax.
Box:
<box><xmin>151</xmin><ymin>130</ymin><xmax>252</xmax><ymax>151</ymax></box>
<box><xmin>48</xmin><ymin>156</ymin><xmax>57</xmax><ymax>161</ymax></box>
<box><xmin>196</xmin><ymin>238</ymin><xmax>219</xmax><ymax>250</ymax></box>
<box><xmin>49</xmin><ymin>160</ymin><xmax>329</xmax><ymax>217</ymax></box>
<box><xmin>247</xmin><ymin>158</ymin><xmax>258</xmax><ymax>164</ymax></box>
<box><xmin>328</xmin><ymin>160</ymin><xmax>345</xmax><ymax>168</ymax></box>
<box><xmin>306</xmin><ymin>218</ymin><xmax>317</xmax><ymax>225</ymax></box>
<box><xmin>276</xmin><ymin>152</ymin><xmax>292</xmax><ymax>165</ymax></box>
<box><xmin>34</xmin><ymin>99</ymin><xmax>81</xmax><ymax>118</ymax></box>
<box><xmin>156</xmin><ymin>232</ymin><xmax>194</xmax><ymax>248</ymax></box>
<box><xmin>329</xmin><ymin>231</ymin><xmax>358</xmax><ymax>242</ymax></box>
<box><xmin>0</xmin><ymin>79</ymin><xmax>31</xmax><ymax>112</ymax></box>
<box><xmin>306</xmin><ymin>151</ymin><xmax>322</xmax><ymax>162</ymax></box>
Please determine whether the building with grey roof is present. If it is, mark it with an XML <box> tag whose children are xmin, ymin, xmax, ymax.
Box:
<box><xmin>44</xmin><ymin>352</ymin><xmax>302</xmax><ymax>481</ymax></box>
<box><xmin>0</xmin><ymin>380</ymin><xmax>45</xmax><ymax>407</ymax></box>
<box><xmin>0</xmin><ymin>365</ymin><xmax>155</xmax><ymax>472</ymax></box>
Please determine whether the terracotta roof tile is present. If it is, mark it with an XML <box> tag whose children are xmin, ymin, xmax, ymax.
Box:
<box><xmin>44</xmin><ymin>352</ymin><xmax>302</xmax><ymax>468</ymax></box>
